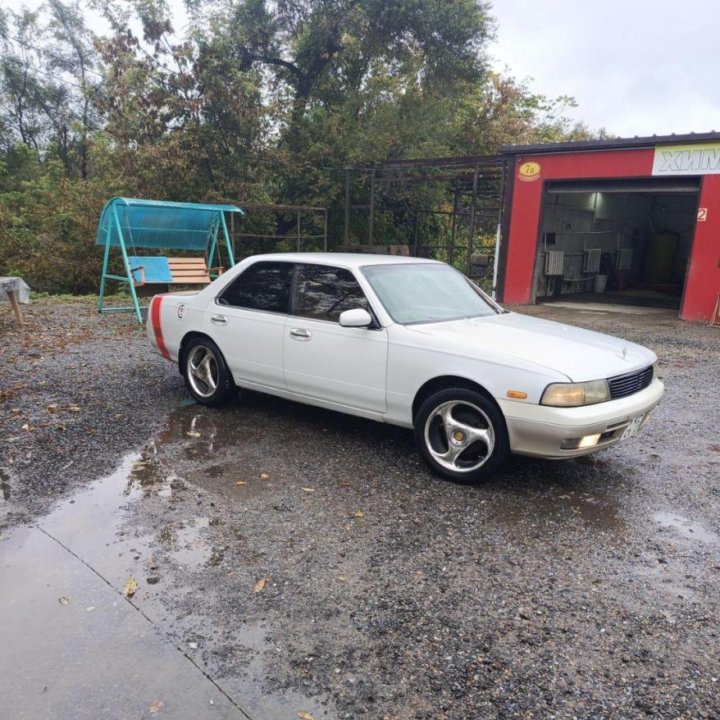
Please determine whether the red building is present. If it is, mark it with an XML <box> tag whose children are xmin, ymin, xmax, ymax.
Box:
<box><xmin>499</xmin><ymin>133</ymin><xmax>720</xmax><ymax>322</ymax></box>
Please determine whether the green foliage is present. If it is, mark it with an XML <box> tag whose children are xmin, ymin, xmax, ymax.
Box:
<box><xmin>0</xmin><ymin>158</ymin><xmax>115</xmax><ymax>293</ymax></box>
<box><xmin>0</xmin><ymin>0</ymin><xmax>599</xmax><ymax>294</ymax></box>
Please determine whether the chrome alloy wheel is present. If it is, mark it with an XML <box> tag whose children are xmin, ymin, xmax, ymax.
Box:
<box><xmin>186</xmin><ymin>345</ymin><xmax>219</xmax><ymax>399</ymax></box>
<box><xmin>423</xmin><ymin>400</ymin><xmax>496</xmax><ymax>473</ymax></box>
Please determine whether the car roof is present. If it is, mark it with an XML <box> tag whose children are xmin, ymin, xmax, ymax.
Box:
<box><xmin>242</xmin><ymin>252</ymin><xmax>444</xmax><ymax>270</ymax></box>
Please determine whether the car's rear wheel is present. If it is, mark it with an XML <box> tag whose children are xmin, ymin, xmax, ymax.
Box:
<box><xmin>182</xmin><ymin>337</ymin><xmax>234</xmax><ymax>406</ymax></box>
<box><xmin>414</xmin><ymin>387</ymin><xmax>509</xmax><ymax>482</ymax></box>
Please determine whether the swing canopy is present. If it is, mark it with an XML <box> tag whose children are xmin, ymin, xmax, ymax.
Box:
<box><xmin>96</xmin><ymin>197</ymin><xmax>244</xmax><ymax>251</ymax></box>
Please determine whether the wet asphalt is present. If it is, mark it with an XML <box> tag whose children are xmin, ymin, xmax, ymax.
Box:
<box><xmin>1</xmin><ymin>299</ymin><xmax>719</xmax><ymax>720</ymax></box>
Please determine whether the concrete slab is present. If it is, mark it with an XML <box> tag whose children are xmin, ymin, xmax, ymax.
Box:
<box><xmin>0</xmin><ymin>526</ymin><xmax>248</xmax><ymax>720</ymax></box>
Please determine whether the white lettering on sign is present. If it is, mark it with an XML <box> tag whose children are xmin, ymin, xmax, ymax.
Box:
<box><xmin>653</xmin><ymin>143</ymin><xmax>720</xmax><ymax>175</ymax></box>
<box><xmin>697</xmin><ymin>208</ymin><xmax>708</xmax><ymax>222</ymax></box>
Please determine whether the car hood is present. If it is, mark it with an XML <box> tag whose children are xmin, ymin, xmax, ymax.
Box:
<box><xmin>404</xmin><ymin>312</ymin><xmax>656</xmax><ymax>382</ymax></box>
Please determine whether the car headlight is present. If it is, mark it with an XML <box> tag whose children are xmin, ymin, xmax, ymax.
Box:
<box><xmin>541</xmin><ymin>379</ymin><xmax>610</xmax><ymax>407</ymax></box>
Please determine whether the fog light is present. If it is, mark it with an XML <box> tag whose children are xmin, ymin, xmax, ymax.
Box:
<box><xmin>561</xmin><ymin>433</ymin><xmax>602</xmax><ymax>450</ymax></box>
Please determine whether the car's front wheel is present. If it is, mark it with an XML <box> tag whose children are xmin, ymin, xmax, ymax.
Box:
<box><xmin>182</xmin><ymin>336</ymin><xmax>234</xmax><ymax>406</ymax></box>
<box><xmin>414</xmin><ymin>387</ymin><xmax>509</xmax><ymax>482</ymax></box>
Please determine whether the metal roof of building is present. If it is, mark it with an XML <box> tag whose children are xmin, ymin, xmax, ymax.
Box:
<box><xmin>501</xmin><ymin>131</ymin><xmax>720</xmax><ymax>156</ymax></box>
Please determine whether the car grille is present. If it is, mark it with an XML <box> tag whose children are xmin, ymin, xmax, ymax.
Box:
<box><xmin>608</xmin><ymin>365</ymin><xmax>654</xmax><ymax>399</ymax></box>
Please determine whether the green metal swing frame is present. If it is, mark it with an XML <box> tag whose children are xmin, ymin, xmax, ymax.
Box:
<box><xmin>96</xmin><ymin>197</ymin><xmax>243</xmax><ymax>323</ymax></box>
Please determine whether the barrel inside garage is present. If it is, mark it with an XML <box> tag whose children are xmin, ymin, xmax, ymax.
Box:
<box><xmin>534</xmin><ymin>177</ymin><xmax>700</xmax><ymax>309</ymax></box>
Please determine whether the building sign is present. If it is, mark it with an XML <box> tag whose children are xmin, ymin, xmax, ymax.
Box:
<box><xmin>697</xmin><ymin>208</ymin><xmax>708</xmax><ymax>222</ymax></box>
<box><xmin>652</xmin><ymin>143</ymin><xmax>720</xmax><ymax>175</ymax></box>
<box><xmin>518</xmin><ymin>161</ymin><xmax>541</xmax><ymax>182</ymax></box>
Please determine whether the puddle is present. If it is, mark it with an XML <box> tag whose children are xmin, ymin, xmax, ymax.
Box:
<box><xmin>220</xmin><ymin>622</ymin><xmax>331</xmax><ymax>720</ymax></box>
<box><xmin>141</xmin><ymin>407</ymin><xmax>282</xmax><ymax>500</ymax></box>
<box><xmin>653</xmin><ymin>511</ymin><xmax>718</xmax><ymax>544</ymax></box>
<box><xmin>491</xmin><ymin>486</ymin><xmax>623</xmax><ymax>533</ymax></box>
<box><xmin>169</xmin><ymin>516</ymin><xmax>212</xmax><ymax>568</ymax></box>
<box><xmin>13</xmin><ymin>428</ymin><xmax>335</xmax><ymax>720</ymax></box>
<box><xmin>39</xmin><ymin>453</ymin><xmax>153</xmax><ymax>590</ymax></box>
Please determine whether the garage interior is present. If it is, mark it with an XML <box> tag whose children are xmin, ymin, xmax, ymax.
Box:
<box><xmin>533</xmin><ymin>177</ymin><xmax>700</xmax><ymax>309</ymax></box>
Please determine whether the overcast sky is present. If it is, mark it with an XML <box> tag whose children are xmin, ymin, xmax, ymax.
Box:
<box><xmin>4</xmin><ymin>0</ymin><xmax>719</xmax><ymax>140</ymax></box>
<box><xmin>489</xmin><ymin>0</ymin><xmax>720</xmax><ymax>137</ymax></box>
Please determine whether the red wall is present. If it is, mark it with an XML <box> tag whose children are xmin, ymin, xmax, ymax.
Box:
<box><xmin>682</xmin><ymin>174</ymin><xmax>720</xmax><ymax>321</ymax></box>
<box><xmin>502</xmin><ymin>147</ymin><xmax>720</xmax><ymax>321</ymax></box>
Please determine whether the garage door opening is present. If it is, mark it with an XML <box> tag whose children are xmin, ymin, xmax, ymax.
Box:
<box><xmin>533</xmin><ymin>177</ymin><xmax>700</xmax><ymax>311</ymax></box>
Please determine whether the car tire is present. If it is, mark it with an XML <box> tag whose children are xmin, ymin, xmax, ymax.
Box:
<box><xmin>414</xmin><ymin>387</ymin><xmax>509</xmax><ymax>482</ymax></box>
<box><xmin>182</xmin><ymin>336</ymin><xmax>235</xmax><ymax>406</ymax></box>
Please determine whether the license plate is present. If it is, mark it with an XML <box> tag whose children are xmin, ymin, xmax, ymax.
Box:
<box><xmin>620</xmin><ymin>413</ymin><xmax>646</xmax><ymax>441</ymax></box>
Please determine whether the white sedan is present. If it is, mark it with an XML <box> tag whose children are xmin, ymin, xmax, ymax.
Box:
<box><xmin>147</xmin><ymin>253</ymin><xmax>664</xmax><ymax>482</ymax></box>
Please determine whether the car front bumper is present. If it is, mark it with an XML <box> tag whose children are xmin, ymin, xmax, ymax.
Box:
<box><xmin>498</xmin><ymin>378</ymin><xmax>665</xmax><ymax>459</ymax></box>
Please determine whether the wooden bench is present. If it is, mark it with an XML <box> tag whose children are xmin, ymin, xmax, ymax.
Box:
<box><xmin>128</xmin><ymin>256</ymin><xmax>222</xmax><ymax>287</ymax></box>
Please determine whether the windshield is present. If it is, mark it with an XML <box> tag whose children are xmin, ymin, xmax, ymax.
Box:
<box><xmin>361</xmin><ymin>263</ymin><xmax>501</xmax><ymax>324</ymax></box>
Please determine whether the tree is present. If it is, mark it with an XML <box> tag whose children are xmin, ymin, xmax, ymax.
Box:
<box><xmin>94</xmin><ymin>0</ymin><xmax>268</xmax><ymax>199</ymax></box>
<box><xmin>0</xmin><ymin>0</ymin><xmax>603</xmax><ymax>294</ymax></box>
<box><xmin>192</xmin><ymin>0</ymin><xmax>494</xmax><ymax>200</ymax></box>
<box><xmin>452</xmin><ymin>72</ymin><xmax>595</xmax><ymax>154</ymax></box>
<box><xmin>0</xmin><ymin>1</ymin><xmax>99</xmax><ymax>177</ymax></box>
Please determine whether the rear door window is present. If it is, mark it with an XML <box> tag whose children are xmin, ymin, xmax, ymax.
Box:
<box><xmin>218</xmin><ymin>261</ymin><xmax>293</xmax><ymax>313</ymax></box>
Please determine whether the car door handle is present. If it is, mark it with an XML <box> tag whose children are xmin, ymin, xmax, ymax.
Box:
<box><xmin>289</xmin><ymin>328</ymin><xmax>312</xmax><ymax>340</ymax></box>
<box><xmin>211</xmin><ymin>314</ymin><xmax>228</xmax><ymax>325</ymax></box>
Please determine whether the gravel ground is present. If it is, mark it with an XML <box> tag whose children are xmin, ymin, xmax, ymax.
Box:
<box><xmin>1</xmin><ymin>298</ymin><xmax>719</xmax><ymax>719</ymax></box>
<box><xmin>0</xmin><ymin>301</ymin><xmax>177</xmax><ymax>525</ymax></box>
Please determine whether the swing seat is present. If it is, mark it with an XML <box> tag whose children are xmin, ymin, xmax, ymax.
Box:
<box><xmin>129</xmin><ymin>256</ymin><xmax>222</xmax><ymax>286</ymax></box>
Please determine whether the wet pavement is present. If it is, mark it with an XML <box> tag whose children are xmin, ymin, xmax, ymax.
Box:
<box><xmin>1</xmin><ymin>525</ymin><xmax>244</xmax><ymax>718</ymax></box>
<box><xmin>1</xmin><ymin>300</ymin><xmax>719</xmax><ymax>719</ymax></box>
<box><xmin>0</xmin><ymin>453</ymin><xmax>326</xmax><ymax>720</ymax></box>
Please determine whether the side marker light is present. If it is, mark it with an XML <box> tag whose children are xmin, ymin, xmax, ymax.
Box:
<box><xmin>507</xmin><ymin>390</ymin><xmax>528</xmax><ymax>399</ymax></box>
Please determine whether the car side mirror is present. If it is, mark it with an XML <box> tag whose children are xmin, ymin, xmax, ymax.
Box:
<box><xmin>339</xmin><ymin>308</ymin><xmax>373</xmax><ymax>328</ymax></box>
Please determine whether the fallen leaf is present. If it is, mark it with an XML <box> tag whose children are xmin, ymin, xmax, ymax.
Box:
<box><xmin>337</xmin><ymin>576</ymin><xmax>347</xmax><ymax>582</ymax></box>
<box><xmin>186</xmin><ymin>431</ymin><xmax>201</xmax><ymax>438</ymax></box>
<box><xmin>21</xmin><ymin>423</ymin><xmax>30</xmax><ymax>431</ymax></box>
<box><xmin>235</xmin><ymin>481</ymin><xmax>247</xmax><ymax>486</ymax></box>
<box><xmin>254</xmin><ymin>578</ymin><xmax>269</xmax><ymax>593</ymax></box>
<box><xmin>123</xmin><ymin>576</ymin><xmax>138</xmax><ymax>598</ymax></box>
<box><xmin>353</xmin><ymin>511</ymin><xmax>365</xmax><ymax>519</ymax></box>
<box><xmin>58</xmin><ymin>596</ymin><xmax>70</xmax><ymax>605</ymax></box>
<box><xmin>47</xmin><ymin>404</ymin><xmax>59</xmax><ymax>413</ymax></box>
<box><xmin>149</xmin><ymin>699</ymin><xmax>164</xmax><ymax>713</ymax></box>
<box><xmin>68</xmin><ymin>405</ymin><xmax>81</xmax><ymax>412</ymax></box>
<box><xmin>297</xmin><ymin>712</ymin><xmax>315</xmax><ymax>720</ymax></box>
<box><xmin>302</xmin><ymin>487</ymin><xmax>315</xmax><ymax>493</ymax></box>
<box><xmin>260</xmin><ymin>473</ymin><xmax>270</xmax><ymax>480</ymax></box>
